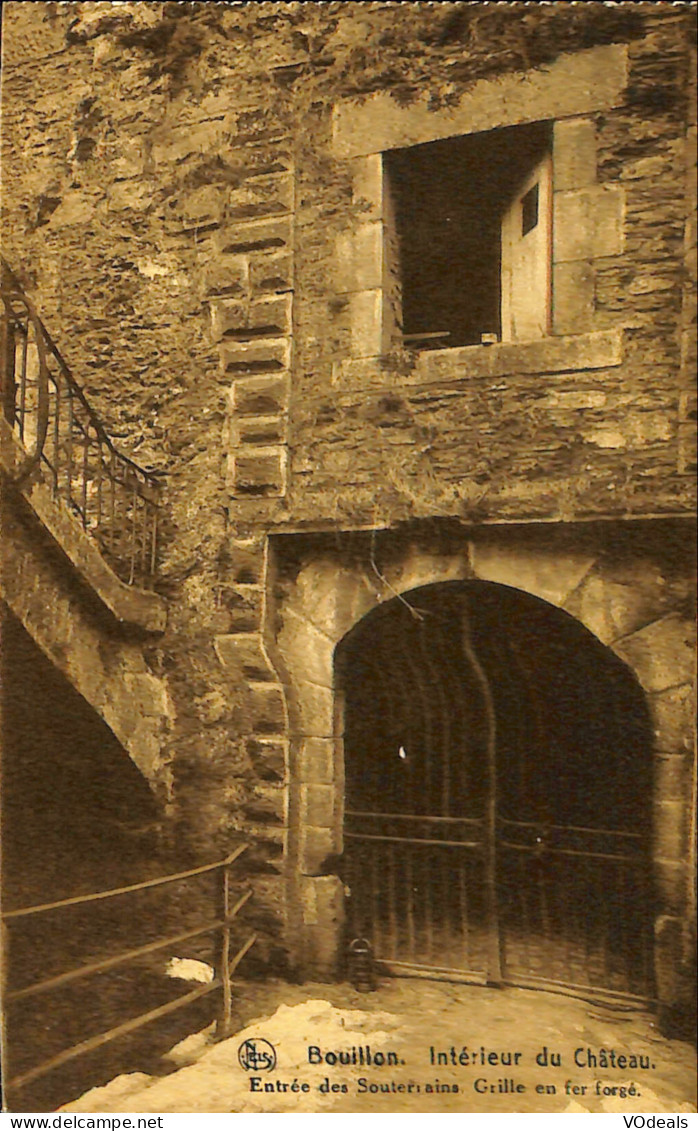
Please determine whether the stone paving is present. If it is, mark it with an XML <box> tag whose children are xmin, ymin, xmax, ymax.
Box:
<box><xmin>62</xmin><ymin>977</ymin><xmax>697</xmax><ymax>1115</ymax></box>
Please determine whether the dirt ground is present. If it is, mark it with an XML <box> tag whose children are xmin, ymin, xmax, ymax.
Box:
<box><xmin>61</xmin><ymin>977</ymin><xmax>697</xmax><ymax>1115</ymax></box>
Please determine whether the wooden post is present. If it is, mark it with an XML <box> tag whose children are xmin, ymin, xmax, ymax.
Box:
<box><xmin>215</xmin><ymin>861</ymin><xmax>232</xmax><ymax>1040</ymax></box>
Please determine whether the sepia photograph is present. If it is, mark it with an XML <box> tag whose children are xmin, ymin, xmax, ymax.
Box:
<box><xmin>0</xmin><ymin>0</ymin><xmax>696</xmax><ymax>1118</ymax></box>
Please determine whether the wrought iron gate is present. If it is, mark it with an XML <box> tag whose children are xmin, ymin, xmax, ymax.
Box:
<box><xmin>340</xmin><ymin>582</ymin><xmax>654</xmax><ymax>1001</ymax></box>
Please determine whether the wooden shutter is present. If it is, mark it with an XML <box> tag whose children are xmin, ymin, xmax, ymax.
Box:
<box><xmin>500</xmin><ymin>152</ymin><xmax>552</xmax><ymax>342</ymax></box>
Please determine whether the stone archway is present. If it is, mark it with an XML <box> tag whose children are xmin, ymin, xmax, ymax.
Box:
<box><xmin>270</xmin><ymin>523</ymin><xmax>695</xmax><ymax>1011</ymax></box>
<box><xmin>335</xmin><ymin>579</ymin><xmax>655</xmax><ymax>999</ymax></box>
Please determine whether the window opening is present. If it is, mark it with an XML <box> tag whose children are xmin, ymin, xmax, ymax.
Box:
<box><xmin>384</xmin><ymin>120</ymin><xmax>552</xmax><ymax>350</ymax></box>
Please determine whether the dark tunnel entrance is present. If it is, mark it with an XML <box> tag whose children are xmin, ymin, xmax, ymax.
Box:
<box><xmin>335</xmin><ymin>581</ymin><xmax>655</xmax><ymax>1000</ymax></box>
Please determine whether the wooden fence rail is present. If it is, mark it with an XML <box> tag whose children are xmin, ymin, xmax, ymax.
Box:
<box><xmin>1</xmin><ymin>845</ymin><xmax>255</xmax><ymax>1095</ymax></box>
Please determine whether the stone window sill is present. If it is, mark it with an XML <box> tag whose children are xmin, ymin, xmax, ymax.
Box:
<box><xmin>334</xmin><ymin>330</ymin><xmax>623</xmax><ymax>390</ymax></box>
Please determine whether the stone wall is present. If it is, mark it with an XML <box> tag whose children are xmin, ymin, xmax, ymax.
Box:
<box><xmin>1</xmin><ymin>2</ymin><xmax>695</xmax><ymax>987</ymax></box>
<box><xmin>2</xmin><ymin>5</ymin><xmax>694</xmax><ymax>526</ymax></box>
<box><xmin>269</xmin><ymin>518</ymin><xmax>695</xmax><ymax>1013</ymax></box>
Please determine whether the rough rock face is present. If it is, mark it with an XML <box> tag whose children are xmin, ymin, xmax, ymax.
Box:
<box><xmin>1</xmin><ymin>2</ymin><xmax>695</xmax><ymax>983</ymax></box>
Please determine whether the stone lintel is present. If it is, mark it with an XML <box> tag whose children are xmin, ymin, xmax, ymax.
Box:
<box><xmin>333</xmin><ymin>45</ymin><xmax>628</xmax><ymax>158</ymax></box>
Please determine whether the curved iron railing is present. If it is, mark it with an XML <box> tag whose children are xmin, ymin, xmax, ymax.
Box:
<box><xmin>1</xmin><ymin>260</ymin><xmax>161</xmax><ymax>588</ymax></box>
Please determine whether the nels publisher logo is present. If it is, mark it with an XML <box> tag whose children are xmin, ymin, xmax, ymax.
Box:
<box><xmin>238</xmin><ymin>1037</ymin><xmax>277</xmax><ymax>1073</ymax></box>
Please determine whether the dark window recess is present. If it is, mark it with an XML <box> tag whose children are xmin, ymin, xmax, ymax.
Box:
<box><xmin>385</xmin><ymin>120</ymin><xmax>551</xmax><ymax>349</ymax></box>
<box><xmin>521</xmin><ymin>182</ymin><xmax>539</xmax><ymax>236</ymax></box>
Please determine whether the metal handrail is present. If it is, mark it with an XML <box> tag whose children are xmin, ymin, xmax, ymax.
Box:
<box><xmin>1</xmin><ymin>259</ymin><xmax>161</xmax><ymax>588</ymax></box>
<box><xmin>1</xmin><ymin>846</ymin><xmax>255</xmax><ymax>1093</ymax></box>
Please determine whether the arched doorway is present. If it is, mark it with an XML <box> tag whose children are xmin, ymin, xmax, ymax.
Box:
<box><xmin>335</xmin><ymin>581</ymin><xmax>655</xmax><ymax>1000</ymax></box>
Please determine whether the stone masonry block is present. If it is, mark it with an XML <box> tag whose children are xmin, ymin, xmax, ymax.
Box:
<box><xmin>216</xmin><ymin>215</ymin><xmax>292</xmax><ymax>255</ymax></box>
<box><xmin>248</xmin><ymin>737</ymin><xmax>287</xmax><ymax>782</ymax></box>
<box><xmin>614</xmin><ymin>614</ymin><xmax>695</xmax><ymax>694</ymax></box>
<box><xmin>221</xmin><ymin>337</ymin><xmax>290</xmax><ymax>373</ymax></box>
<box><xmin>654</xmin><ymin>753</ymin><xmax>690</xmax><ymax>805</ymax></box>
<box><xmin>212</xmin><ymin>299</ymin><xmax>245</xmax><ymax>342</ymax></box>
<box><xmin>352</xmin><ymin>154</ymin><xmax>384</xmax><ymax>220</ymax></box>
<box><xmin>298</xmin><ymin>738</ymin><xmax>335</xmax><ymax>785</ymax></box>
<box><xmin>247</xmin><ymin>876</ymin><xmax>285</xmax><ymax>921</ymax></box>
<box><xmin>295</xmin><ymin>679</ymin><xmax>335</xmax><ymax>738</ymax></box>
<box><xmin>101</xmin><ymin>682</ymin><xmax>140</xmax><ymax>743</ymax></box>
<box><xmin>653</xmin><ymin>861</ymin><xmax>686</xmax><ymax>915</ymax></box>
<box><xmin>243</xmin><ymin>822</ymin><xmax>285</xmax><ymax>848</ymax></box>
<box><xmin>335</xmin><ymin>223</ymin><xmax>383</xmax><ymax>292</ymax></box>
<box><xmin>223</xmin><ymin>585</ymin><xmax>263</xmax><ymax>634</ymax></box>
<box><xmin>224</xmin><ymin>105</ymin><xmax>290</xmax><ymax>145</ymax></box>
<box><xmin>653</xmin><ymin>799</ymin><xmax>686</xmax><ymax>862</ymax></box>
<box><xmin>553</xmin><ymin>186</ymin><xmax>624</xmax><ymax>262</ymax></box>
<box><xmin>300</xmin><ymin>784</ymin><xmax>336</xmax><ymax>830</ymax></box>
<box><xmin>121</xmin><ymin>725</ymin><xmax>165</xmax><ymax>789</ymax></box>
<box><xmin>567</xmin><ymin>570</ymin><xmax>660</xmax><ymax>648</ymax></box>
<box><xmin>233</xmin><ymin>415</ymin><xmax>287</xmax><ymax>446</ymax></box>
<box><xmin>277</xmin><ymin>614</ymin><xmax>335</xmax><ymax>688</ymax></box>
<box><xmin>471</xmin><ymin>537</ymin><xmax>596</xmax><ymax>610</ymax></box>
<box><xmin>232</xmin><ymin>448</ymin><xmax>287</xmax><ymax>496</ymax></box>
<box><xmin>227</xmin><ymin>540</ymin><xmax>265</xmax><ymax>585</ymax></box>
<box><xmin>654</xmin><ymin>915</ymin><xmax>687</xmax><ymax>1008</ymax></box>
<box><xmin>227</xmin><ymin>172</ymin><xmax>294</xmax><ymax>220</ymax></box>
<box><xmin>122</xmin><ymin>673</ymin><xmax>171</xmax><ymax>718</ymax></box>
<box><xmin>250</xmin><ymin>251</ymin><xmax>293</xmax><ymax>294</ymax></box>
<box><xmin>299</xmin><ymin>826</ymin><xmax>337</xmax><ymax>876</ymax></box>
<box><xmin>301</xmin><ymin>875</ymin><xmax>344</xmax><ymax>927</ymax></box>
<box><xmin>300</xmin><ymin>875</ymin><xmax>345</xmax><ymax>975</ymax></box>
<box><xmin>553</xmin><ymin>117</ymin><xmax>597</xmax><ymax>191</ymax></box>
<box><xmin>650</xmin><ymin>684</ymin><xmax>694</xmax><ymax>754</ymax></box>
<box><xmin>348</xmin><ymin>289</ymin><xmax>382</xmax><ymax>357</ymax></box>
<box><xmin>151</xmin><ymin>120</ymin><xmax>227</xmax><ymax>165</ymax></box>
<box><xmin>678</xmin><ymin>423</ymin><xmax>697</xmax><ymax>474</ymax></box>
<box><xmin>679</xmin><ymin>390</ymin><xmax>697</xmax><ymax>424</ymax></box>
<box><xmin>215</xmin><ymin>633</ymin><xmax>275</xmax><ymax>682</ymax></box>
<box><xmin>212</xmin><ymin>295</ymin><xmax>292</xmax><ymax>341</ymax></box>
<box><xmin>252</xmin><ymin>295</ymin><xmax>292</xmax><ymax>335</ymax></box>
<box><xmin>552</xmin><ymin>260</ymin><xmax>595</xmax><ymax>334</ymax></box>
<box><xmin>203</xmin><ymin>256</ymin><xmax>249</xmax><ymax>298</ymax></box>
<box><xmin>231</xmin><ymin>373</ymin><xmax>289</xmax><ymax>416</ymax></box>
<box><xmin>244</xmin><ymin>782</ymin><xmax>286</xmax><ymax>824</ymax></box>
<box><xmin>289</xmin><ymin>558</ymin><xmax>372</xmax><ymax>647</ymax></box>
<box><xmin>180</xmin><ymin>183</ymin><xmax>226</xmax><ymax>225</ymax></box>
<box><xmin>681</xmin><ymin>323</ymin><xmax>697</xmax><ymax>371</ymax></box>
<box><xmin>248</xmin><ymin>682</ymin><xmax>287</xmax><ymax>736</ymax></box>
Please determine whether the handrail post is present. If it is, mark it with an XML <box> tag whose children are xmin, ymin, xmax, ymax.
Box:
<box><xmin>215</xmin><ymin>859</ymin><xmax>233</xmax><ymax>1040</ymax></box>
